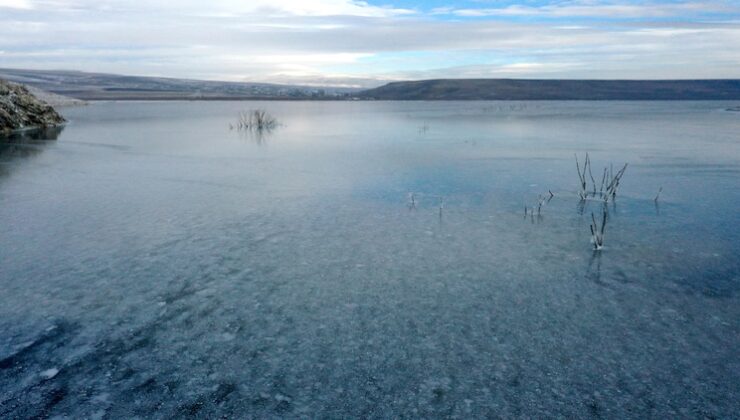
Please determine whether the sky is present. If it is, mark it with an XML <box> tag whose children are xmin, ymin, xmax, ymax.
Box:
<box><xmin>0</xmin><ymin>0</ymin><xmax>739</xmax><ymax>87</ymax></box>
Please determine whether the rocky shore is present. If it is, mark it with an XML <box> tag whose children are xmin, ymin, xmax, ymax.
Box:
<box><xmin>1</xmin><ymin>80</ymin><xmax>66</xmax><ymax>136</ymax></box>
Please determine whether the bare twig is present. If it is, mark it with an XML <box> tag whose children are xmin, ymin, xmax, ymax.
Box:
<box><xmin>408</xmin><ymin>192</ymin><xmax>416</xmax><ymax>210</ymax></box>
<box><xmin>604</xmin><ymin>163</ymin><xmax>628</xmax><ymax>202</ymax></box>
<box><xmin>600</xmin><ymin>167</ymin><xmax>607</xmax><ymax>193</ymax></box>
<box><xmin>537</xmin><ymin>194</ymin><xmax>546</xmax><ymax>215</ymax></box>
<box><xmin>586</xmin><ymin>153</ymin><xmax>597</xmax><ymax>194</ymax></box>
<box><xmin>590</xmin><ymin>207</ymin><xmax>608</xmax><ymax>250</ymax></box>
<box><xmin>575</xmin><ymin>154</ymin><xmax>588</xmax><ymax>200</ymax></box>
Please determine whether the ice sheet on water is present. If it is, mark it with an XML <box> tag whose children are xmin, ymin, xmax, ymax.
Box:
<box><xmin>0</xmin><ymin>101</ymin><xmax>738</xmax><ymax>418</ymax></box>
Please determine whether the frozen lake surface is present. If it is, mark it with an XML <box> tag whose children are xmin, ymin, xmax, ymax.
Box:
<box><xmin>1</xmin><ymin>101</ymin><xmax>739</xmax><ymax>418</ymax></box>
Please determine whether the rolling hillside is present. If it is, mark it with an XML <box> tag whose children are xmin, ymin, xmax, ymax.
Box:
<box><xmin>358</xmin><ymin>79</ymin><xmax>740</xmax><ymax>100</ymax></box>
<box><xmin>0</xmin><ymin>69</ymin><xmax>356</xmax><ymax>100</ymax></box>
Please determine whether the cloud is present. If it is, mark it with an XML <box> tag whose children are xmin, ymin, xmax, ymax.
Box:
<box><xmin>22</xmin><ymin>0</ymin><xmax>415</xmax><ymax>17</ymax></box>
<box><xmin>0</xmin><ymin>0</ymin><xmax>33</xmax><ymax>9</ymax></box>
<box><xmin>0</xmin><ymin>1</ymin><xmax>738</xmax><ymax>85</ymax></box>
<box><xmin>451</xmin><ymin>1</ymin><xmax>740</xmax><ymax>18</ymax></box>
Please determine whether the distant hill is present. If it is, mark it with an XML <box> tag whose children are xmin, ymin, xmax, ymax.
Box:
<box><xmin>0</xmin><ymin>69</ymin><xmax>357</xmax><ymax>100</ymax></box>
<box><xmin>358</xmin><ymin>79</ymin><xmax>740</xmax><ymax>100</ymax></box>
<box><xmin>4</xmin><ymin>70</ymin><xmax>740</xmax><ymax>101</ymax></box>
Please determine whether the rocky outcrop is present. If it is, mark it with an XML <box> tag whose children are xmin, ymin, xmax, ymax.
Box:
<box><xmin>1</xmin><ymin>80</ymin><xmax>66</xmax><ymax>136</ymax></box>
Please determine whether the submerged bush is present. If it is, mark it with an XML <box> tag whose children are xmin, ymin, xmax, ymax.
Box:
<box><xmin>234</xmin><ymin>109</ymin><xmax>277</xmax><ymax>131</ymax></box>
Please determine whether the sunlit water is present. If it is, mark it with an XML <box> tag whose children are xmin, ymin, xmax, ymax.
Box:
<box><xmin>1</xmin><ymin>101</ymin><xmax>739</xmax><ymax>418</ymax></box>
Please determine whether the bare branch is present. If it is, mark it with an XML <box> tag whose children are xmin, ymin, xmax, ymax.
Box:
<box><xmin>655</xmin><ymin>187</ymin><xmax>663</xmax><ymax>203</ymax></box>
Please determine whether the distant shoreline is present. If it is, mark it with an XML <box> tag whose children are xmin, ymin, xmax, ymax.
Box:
<box><xmin>3</xmin><ymin>68</ymin><xmax>740</xmax><ymax>101</ymax></box>
<box><xmin>76</xmin><ymin>97</ymin><xmax>740</xmax><ymax>102</ymax></box>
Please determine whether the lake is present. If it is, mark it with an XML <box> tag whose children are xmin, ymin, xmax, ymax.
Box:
<box><xmin>1</xmin><ymin>101</ymin><xmax>739</xmax><ymax>418</ymax></box>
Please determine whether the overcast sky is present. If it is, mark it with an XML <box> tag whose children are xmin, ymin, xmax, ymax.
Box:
<box><xmin>1</xmin><ymin>0</ymin><xmax>739</xmax><ymax>87</ymax></box>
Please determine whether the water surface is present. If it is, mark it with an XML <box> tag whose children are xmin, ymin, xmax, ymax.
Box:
<box><xmin>1</xmin><ymin>101</ymin><xmax>739</xmax><ymax>418</ymax></box>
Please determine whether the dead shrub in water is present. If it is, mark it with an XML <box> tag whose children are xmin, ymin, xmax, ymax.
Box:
<box><xmin>233</xmin><ymin>109</ymin><xmax>278</xmax><ymax>131</ymax></box>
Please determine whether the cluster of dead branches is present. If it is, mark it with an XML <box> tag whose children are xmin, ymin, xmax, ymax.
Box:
<box><xmin>574</xmin><ymin>153</ymin><xmax>632</xmax><ymax>250</ymax></box>
<box><xmin>524</xmin><ymin>190</ymin><xmax>554</xmax><ymax>222</ymax></box>
<box><xmin>231</xmin><ymin>109</ymin><xmax>278</xmax><ymax>131</ymax></box>
<box><xmin>576</xmin><ymin>153</ymin><xmax>628</xmax><ymax>203</ymax></box>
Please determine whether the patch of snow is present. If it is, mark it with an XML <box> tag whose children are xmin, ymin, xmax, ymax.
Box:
<box><xmin>40</xmin><ymin>368</ymin><xmax>59</xmax><ymax>379</ymax></box>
